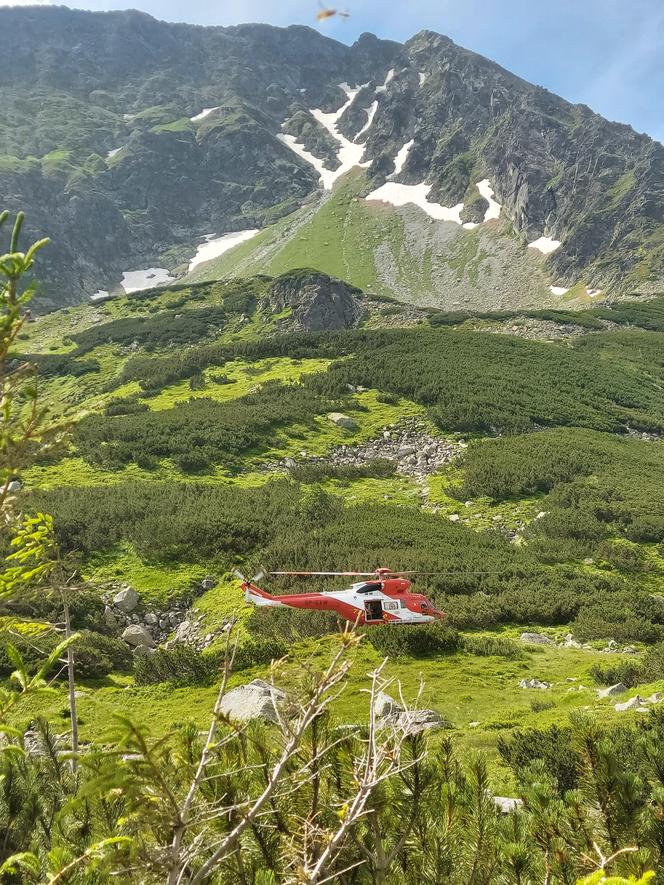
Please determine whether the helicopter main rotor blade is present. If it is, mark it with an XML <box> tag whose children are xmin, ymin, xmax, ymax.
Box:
<box><xmin>270</xmin><ymin>570</ymin><xmax>379</xmax><ymax>577</ymax></box>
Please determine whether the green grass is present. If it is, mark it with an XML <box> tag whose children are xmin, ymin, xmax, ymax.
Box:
<box><xmin>186</xmin><ymin>170</ymin><xmax>410</xmax><ymax>298</ymax></box>
<box><xmin>8</xmin><ymin>625</ymin><xmax>658</xmax><ymax>793</ymax></box>
<box><xmin>147</xmin><ymin>357</ymin><xmax>331</xmax><ymax>411</ymax></box>
<box><xmin>83</xmin><ymin>543</ymin><xmax>208</xmax><ymax>606</ymax></box>
<box><xmin>427</xmin><ymin>463</ymin><xmax>544</xmax><ymax>532</ymax></box>
<box><xmin>152</xmin><ymin>117</ymin><xmax>193</xmax><ymax>134</ymax></box>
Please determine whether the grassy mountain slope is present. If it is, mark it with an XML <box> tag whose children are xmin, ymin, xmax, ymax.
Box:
<box><xmin>186</xmin><ymin>168</ymin><xmax>565</xmax><ymax>310</ymax></box>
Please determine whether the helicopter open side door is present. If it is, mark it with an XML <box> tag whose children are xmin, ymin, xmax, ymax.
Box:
<box><xmin>364</xmin><ymin>599</ymin><xmax>384</xmax><ymax>622</ymax></box>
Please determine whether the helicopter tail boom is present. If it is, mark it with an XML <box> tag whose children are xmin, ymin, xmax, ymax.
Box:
<box><xmin>235</xmin><ymin>571</ymin><xmax>284</xmax><ymax>607</ymax></box>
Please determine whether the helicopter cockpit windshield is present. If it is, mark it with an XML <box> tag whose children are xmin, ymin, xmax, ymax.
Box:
<box><xmin>356</xmin><ymin>581</ymin><xmax>382</xmax><ymax>594</ymax></box>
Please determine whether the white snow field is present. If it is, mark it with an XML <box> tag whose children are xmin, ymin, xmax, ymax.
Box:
<box><xmin>419</xmin><ymin>72</ymin><xmax>427</xmax><ymax>87</ymax></box>
<box><xmin>120</xmin><ymin>268</ymin><xmax>175</xmax><ymax>294</ymax></box>
<box><xmin>368</xmin><ymin>152</ymin><xmax>504</xmax><ymax>229</ymax></box>
<box><xmin>106</xmin><ymin>147</ymin><xmax>123</xmax><ymax>160</ymax></box>
<box><xmin>366</xmin><ymin>181</ymin><xmax>464</xmax><ymax>223</ymax></box>
<box><xmin>375</xmin><ymin>69</ymin><xmax>394</xmax><ymax>94</ymax></box>
<box><xmin>550</xmin><ymin>286</ymin><xmax>569</xmax><ymax>296</ymax></box>
<box><xmin>188</xmin><ymin>230</ymin><xmax>260</xmax><ymax>271</ymax></box>
<box><xmin>191</xmin><ymin>106</ymin><xmax>220</xmax><ymax>122</ymax></box>
<box><xmin>586</xmin><ymin>287</ymin><xmax>602</xmax><ymax>297</ymax></box>
<box><xmin>528</xmin><ymin>236</ymin><xmax>561</xmax><ymax>254</ymax></box>
<box><xmin>356</xmin><ymin>100</ymin><xmax>378</xmax><ymax>140</ymax></box>
<box><xmin>390</xmin><ymin>139</ymin><xmax>414</xmax><ymax>178</ymax></box>
<box><xmin>477</xmin><ymin>179</ymin><xmax>501</xmax><ymax>221</ymax></box>
<box><xmin>278</xmin><ymin>82</ymin><xmax>372</xmax><ymax>190</ymax></box>
<box><xmin>276</xmin><ymin>133</ymin><xmax>338</xmax><ymax>189</ymax></box>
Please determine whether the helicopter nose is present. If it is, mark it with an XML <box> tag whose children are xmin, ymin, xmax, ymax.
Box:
<box><xmin>432</xmin><ymin>609</ymin><xmax>446</xmax><ymax>620</ymax></box>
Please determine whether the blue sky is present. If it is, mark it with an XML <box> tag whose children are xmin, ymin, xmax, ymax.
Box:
<box><xmin>9</xmin><ymin>0</ymin><xmax>664</xmax><ymax>141</ymax></box>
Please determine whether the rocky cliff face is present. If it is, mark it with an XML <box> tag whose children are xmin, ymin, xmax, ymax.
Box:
<box><xmin>1</xmin><ymin>8</ymin><xmax>663</xmax><ymax>307</ymax></box>
<box><xmin>268</xmin><ymin>270</ymin><xmax>366</xmax><ymax>331</ymax></box>
<box><xmin>359</xmin><ymin>30</ymin><xmax>664</xmax><ymax>293</ymax></box>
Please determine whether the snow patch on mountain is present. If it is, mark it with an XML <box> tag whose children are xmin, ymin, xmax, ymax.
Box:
<box><xmin>277</xmin><ymin>134</ymin><xmax>338</xmax><ymax>189</ymax></box>
<box><xmin>191</xmin><ymin>106</ymin><xmax>220</xmax><ymax>122</ymax></box>
<box><xmin>120</xmin><ymin>268</ymin><xmax>175</xmax><ymax>294</ymax></box>
<box><xmin>366</xmin><ymin>181</ymin><xmax>464</xmax><ymax>223</ymax></box>
<box><xmin>376</xmin><ymin>69</ymin><xmax>394</xmax><ymax>94</ymax></box>
<box><xmin>356</xmin><ymin>100</ymin><xmax>378</xmax><ymax>140</ymax></box>
<box><xmin>529</xmin><ymin>236</ymin><xmax>561</xmax><ymax>255</ymax></box>
<box><xmin>390</xmin><ymin>139</ymin><xmax>414</xmax><ymax>178</ymax></box>
<box><xmin>477</xmin><ymin>179</ymin><xmax>501</xmax><ymax>221</ymax></box>
<box><xmin>550</xmin><ymin>286</ymin><xmax>569</xmax><ymax>296</ymax></box>
<box><xmin>279</xmin><ymin>83</ymin><xmax>370</xmax><ymax>190</ymax></box>
<box><xmin>106</xmin><ymin>147</ymin><xmax>123</xmax><ymax>160</ymax></box>
<box><xmin>188</xmin><ymin>230</ymin><xmax>260</xmax><ymax>271</ymax></box>
<box><xmin>419</xmin><ymin>72</ymin><xmax>427</xmax><ymax>87</ymax></box>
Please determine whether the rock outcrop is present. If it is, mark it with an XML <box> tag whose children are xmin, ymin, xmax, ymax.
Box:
<box><xmin>520</xmin><ymin>632</ymin><xmax>555</xmax><ymax>646</ymax></box>
<box><xmin>373</xmin><ymin>691</ymin><xmax>453</xmax><ymax>735</ymax></box>
<box><xmin>268</xmin><ymin>270</ymin><xmax>366</xmax><ymax>332</ymax></box>
<box><xmin>597</xmin><ymin>683</ymin><xmax>627</xmax><ymax>699</ymax></box>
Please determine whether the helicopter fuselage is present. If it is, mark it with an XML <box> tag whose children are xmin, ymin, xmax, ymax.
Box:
<box><xmin>242</xmin><ymin>577</ymin><xmax>444</xmax><ymax>625</ymax></box>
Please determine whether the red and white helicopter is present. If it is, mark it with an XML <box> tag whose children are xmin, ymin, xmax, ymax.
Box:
<box><xmin>237</xmin><ymin>567</ymin><xmax>445</xmax><ymax>626</ymax></box>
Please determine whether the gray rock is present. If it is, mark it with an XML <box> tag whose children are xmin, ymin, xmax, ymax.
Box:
<box><xmin>104</xmin><ymin>605</ymin><xmax>118</xmax><ymax>629</ymax></box>
<box><xmin>113</xmin><ymin>587</ymin><xmax>139</xmax><ymax>613</ymax></box>
<box><xmin>493</xmin><ymin>796</ymin><xmax>523</xmax><ymax>814</ymax></box>
<box><xmin>121</xmin><ymin>625</ymin><xmax>155</xmax><ymax>648</ymax></box>
<box><xmin>201</xmin><ymin>575</ymin><xmax>217</xmax><ymax>591</ymax></box>
<box><xmin>615</xmin><ymin>695</ymin><xmax>645</xmax><ymax>712</ymax></box>
<box><xmin>175</xmin><ymin>620</ymin><xmax>194</xmax><ymax>642</ymax></box>
<box><xmin>520</xmin><ymin>632</ymin><xmax>555</xmax><ymax>646</ymax></box>
<box><xmin>144</xmin><ymin>612</ymin><xmax>158</xmax><ymax>626</ymax></box>
<box><xmin>132</xmin><ymin>643</ymin><xmax>155</xmax><ymax>657</ymax></box>
<box><xmin>374</xmin><ymin>691</ymin><xmax>452</xmax><ymax>734</ymax></box>
<box><xmin>268</xmin><ymin>270</ymin><xmax>366</xmax><ymax>332</ymax></box>
<box><xmin>373</xmin><ymin>691</ymin><xmax>404</xmax><ymax>719</ymax></box>
<box><xmin>327</xmin><ymin>412</ymin><xmax>358</xmax><ymax>431</ymax></box>
<box><xmin>7</xmin><ymin>479</ymin><xmax>22</xmax><ymax>494</ymax></box>
<box><xmin>218</xmin><ymin>679</ymin><xmax>288</xmax><ymax>723</ymax></box>
<box><xmin>519</xmin><ymin>678</ymin><xmax>550</xmax><ymax>690</ymax></box>
<box><xmin>398</xmin><ymin>708</ymin><xmax>453</xmax><ymax>735</ymax></box>
<box><xmin>597</xmin><ymin>683</ymin><xmax>627</xmax><ymax>699</ymax></box>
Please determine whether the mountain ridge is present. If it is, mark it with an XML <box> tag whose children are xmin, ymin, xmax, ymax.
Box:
<box><xmin>1</xmin><ymin>7</ymin><xmax>663</xmax><ymax>307</ymax></box>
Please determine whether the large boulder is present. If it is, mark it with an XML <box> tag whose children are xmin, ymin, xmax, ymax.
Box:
<box><xmin>113</xmin><ymin>587</ymin><xmax>139</xmax><ymax>613</ymax></box>
<box><xmin>373</xmin><ymin>691</ymin><xmax>453</xmax><ymax>735</ymax></box>
<box><xmin>327</xmin><ymin>412</ymin><xmax>358</xmax><ymax>430</ymax></box>
<box><xmin>122</xmin><ymin>624</ymin><xmax>155</xmax><ymax>648</ymax></box>
<box><xmin>520</xmin><ymin>632</ymin><xmax>555</xmax><ymax>646</ymax></box>
<box><xmin>597</xmin><ymin>683</ymin><xmax>627</xmax><ymax>699</ymax></box>
<box><xmin>374</xmin><ymin>691</ymin><xmax>404</xmax><ymax>719</ymax></box>
<box><xmin>615</xmin><ymin>695</ymin><xmax>645</xmax><ymax>712</ymax></box>
<box><xmin>493</xmin><ymin>796</ymin><xmax>523</xmax><ymax>814</ymax></box>
<box><xmin>104</xmin><ymin>605</ymin><xmax>119</xmax><ymax>630</ymax></box>
<box><xmin>219</xmin><ymin>679</ymin><xmax>288</xmax><ymax>723</ymax></box>
<box><xmin>268</xmin><ymin>270</ymin><xmax>366</xmax><ymax>332</ymax></box>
